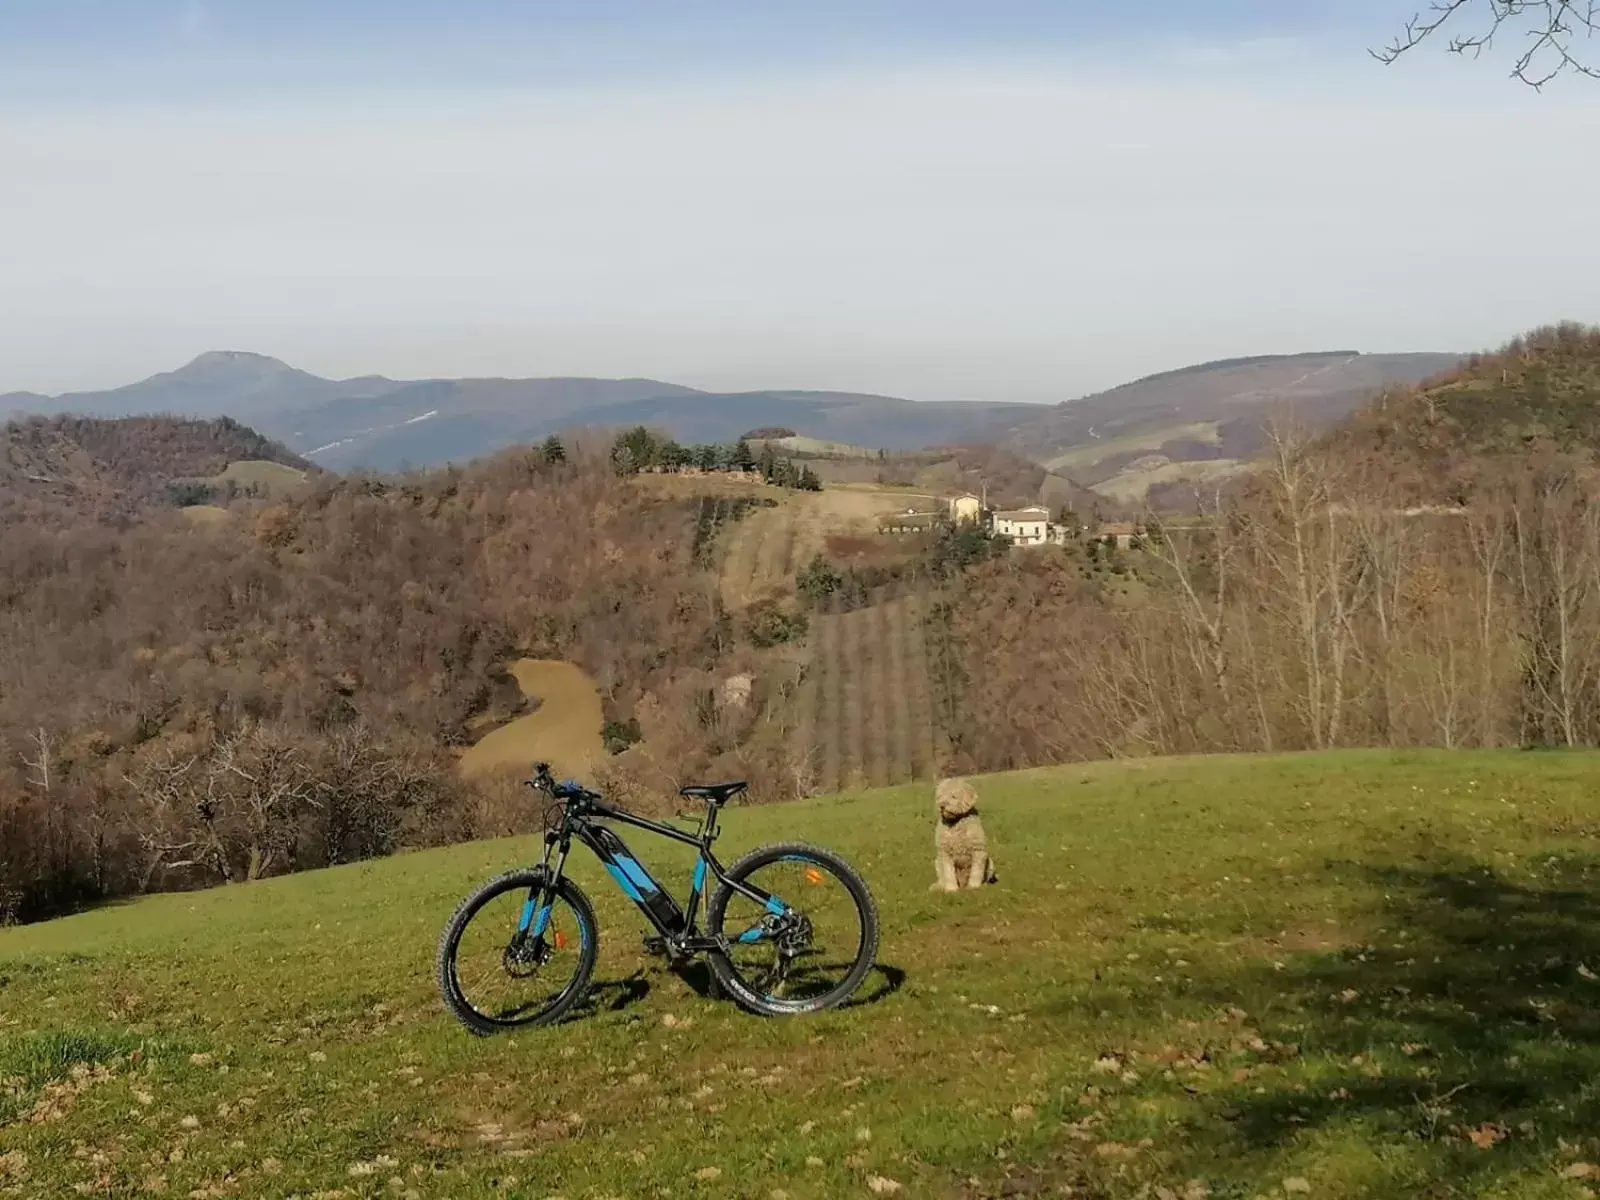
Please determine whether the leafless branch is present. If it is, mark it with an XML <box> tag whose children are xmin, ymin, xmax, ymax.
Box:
<box><xmin>22</xmin><ymin>727</ymin><xmax>52</xmax><ymax>795</ymax></box>
<box><xmin>1374</xmin><ymin>0</ymin><xmax>1598</xmax><ymax>88</ymax></box>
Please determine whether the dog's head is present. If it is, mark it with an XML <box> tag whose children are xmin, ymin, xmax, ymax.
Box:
<box><xmin>935</xmin><ymin>777</ymin><xmax>979</xmax><ymax>822</ymax></box>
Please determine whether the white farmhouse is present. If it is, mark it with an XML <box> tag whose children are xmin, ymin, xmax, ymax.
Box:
<box><xmin>992</xmin><ymin>506</ymin><xmax>1050</xmax><ymax>546</ymax></box>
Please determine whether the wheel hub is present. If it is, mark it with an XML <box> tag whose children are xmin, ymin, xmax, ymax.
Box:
<box><xmin>503</xmin><ymin>934</ymin><xmax>549</xmax><ymax>977</ymax></box>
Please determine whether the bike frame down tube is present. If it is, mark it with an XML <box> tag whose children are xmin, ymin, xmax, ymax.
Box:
<box><xmin>557</xmin><ymin>801</ymin><xmax>783</xmax><ymax>942</ymax></box>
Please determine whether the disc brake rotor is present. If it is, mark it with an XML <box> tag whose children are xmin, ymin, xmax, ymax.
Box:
<box><xmin>502</xmin><ymin>935</ymin><xmax>549</xmax><ymax>978</ymax></box>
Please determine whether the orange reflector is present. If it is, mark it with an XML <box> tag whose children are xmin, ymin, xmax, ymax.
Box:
<box><xmin>554</xmin><ymin>931</ymin><xmax>569</xmax><ymax>950</ymax></box>
<box><xmin>805</xmin><ymin>868</ymin><xmax>825</xmax><ymax>886</ymax></box>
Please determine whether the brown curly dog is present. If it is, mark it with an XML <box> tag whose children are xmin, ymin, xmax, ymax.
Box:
<box><xmin>932</xmin><ymin>777</ymin><xmax>997</xmax><ymax>892</ymax></box>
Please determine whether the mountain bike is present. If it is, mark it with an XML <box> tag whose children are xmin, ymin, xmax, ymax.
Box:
<box><xmin>437</xmin><ymin>762</ymin><xmax>880</xmax><ymax>1034</ymax></box>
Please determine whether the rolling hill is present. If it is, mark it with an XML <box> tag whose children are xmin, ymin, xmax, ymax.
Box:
<box><xmin>0</xmin><ymin>413</ymin><xmax>312</xmax><ymax>525</ymax></box>
<box><xmin>1324</xmin><ymin>322</ymin><xmax>1600</xmax><ymax>502</ymax></box>
<box><xmin>992</xmin><ymin>350</ymin><xmax>1461</xmax><ymax>501</ymax></box>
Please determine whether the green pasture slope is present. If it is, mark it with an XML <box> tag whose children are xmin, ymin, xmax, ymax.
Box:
<box><xmin>5</xmin><ymin>751</ymin><xmax>1600</xmax><ymax>1198</ymax></box>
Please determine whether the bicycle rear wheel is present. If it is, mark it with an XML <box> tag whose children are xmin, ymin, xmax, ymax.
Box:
<box><xmin>436</xmin><ymin>868</ymin><xmax>598</xmax><ymax>1035</ymax></box>
<box><xmin>707</xmin><ymin>842</ymin><xmax>879</xmax><ymax>1016</ymax></box>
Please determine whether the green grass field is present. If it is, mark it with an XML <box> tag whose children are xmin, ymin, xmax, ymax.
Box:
<box><xmin>174</xmin><ymin>460</ymin><xmax>309</xmax><ymax>502</ymax></box>
<box><xmin>210</xmin><ymin>461</ymin><xmax>309</xmax><ymax>490</ymax></box>
<box><xmin>6</xmin><ymin>751</ymin><xmax>1600</xmax><ymax>1198</ymax></box>
<box><xmin>1042</xmin><ymin>422</ymin><xmax>1221</xmax><ymax>474</ymax></box>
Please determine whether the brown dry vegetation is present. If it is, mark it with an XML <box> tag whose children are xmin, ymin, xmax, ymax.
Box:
<box><xmin>716</xmin><ymin>486</ymin><xmax>929</xmax><ymax>610</ymax></box>
<box><xmin>1326</xmin><ymin>321</ymin><xmax>1600</xmax><ymax>504</ymax></box>
<box><xmin>0</xmin><ymin>414</ymin><xmax>310</xmax><ymax>523</ymax></box>
<box><xmin>0</xmin><ymin>442</ymin><xmax>801</xmax><ymax>924</ymax></box>
<box><xmin>797</xmin><ymin>588</ymin><xmax>945</xmax><ymax>793</ymax></box>
<box><xmin>716</xmin><ymin>496</ymin><xmax>811</xmax><ymax>609</ymax></box>
<box><xmin>717</xmin><ymin>487</ymin><xmax>956</xmax><ymax>793</ymax></box>
<box><xmin>931</xmin><ymin>325</ymin><xmax>1600</xmax><ymax>773</ymax></box>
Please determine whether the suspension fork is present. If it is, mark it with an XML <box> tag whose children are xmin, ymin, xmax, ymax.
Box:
<box><xmin>517</xmin><ymin>832</ymin><xmax>572</xmax><ymax>939</ymax></box>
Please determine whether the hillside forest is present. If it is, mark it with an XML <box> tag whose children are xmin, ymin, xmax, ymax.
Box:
<box><xmin>2</xmin><ymin>324</ymin><xmax>1599</xmax><ymax>925</ymax></box>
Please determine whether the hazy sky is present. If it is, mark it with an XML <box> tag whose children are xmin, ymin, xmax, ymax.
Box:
<box><xmin>2</xmin><ymin>2</ymin><xmax>1597</xmax><ymax>401</ymax></box>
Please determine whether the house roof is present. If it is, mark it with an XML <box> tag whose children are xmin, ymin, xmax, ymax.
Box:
<box><xmin>994</xmin><ymin>507</ymin><xmax>1049</xmax><ymax>522</ymax></box>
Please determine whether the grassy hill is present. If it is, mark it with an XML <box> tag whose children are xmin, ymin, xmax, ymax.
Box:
<box><xmin>779</xmin><ymin>443</ymin><xmax>1102</xmax><ymax>518</ymax></box>
<box><xmin>6</xmin><ymin>751</ymin><xmax>1600</xmax><ymax>1198</ymax></box>
<box><xmin>991</xmin><ymin>351</ymin><xmax>1460</xmax><ymax>505</ymax></box>
<box><xmin>168</xmin><ymin>460</ymin><xmax>311</xmax><ymax>511</ymax></box>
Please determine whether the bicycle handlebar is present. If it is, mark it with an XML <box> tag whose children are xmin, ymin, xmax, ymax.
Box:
<box><xmin>526</xmin><ymin>761</ymin><xmax>603</xmax><ymax>806</ymax></box>
<box><xmin>527</xmin><ymin>761</ymin><xmax>712</xmax><ymax>825</ymax></box>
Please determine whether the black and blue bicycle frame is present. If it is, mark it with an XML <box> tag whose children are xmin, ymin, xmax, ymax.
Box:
<box><xmin>519</xmin><ymin>793</ymin><xmax>788</xmax><ymax>952</ymax></box>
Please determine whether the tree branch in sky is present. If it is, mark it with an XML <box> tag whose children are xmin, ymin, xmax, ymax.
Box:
<box><xmin>1374</xmin><ymin>0</ymin><xmax>1597</xmax><ymax>87</ymax></box>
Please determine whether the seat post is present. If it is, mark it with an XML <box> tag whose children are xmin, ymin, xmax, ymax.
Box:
<box><xmin>703</xmin><ymin>799</ymin><xmax>721</xmax><ymax>843</ymax></box>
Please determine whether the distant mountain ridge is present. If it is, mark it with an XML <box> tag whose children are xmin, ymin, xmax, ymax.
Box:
<box><xmin>3</xmin><ymin>347</ymin><xmax>1462</xmax><ymax>476</ymax></box>
<box><xmin>1</xmin><ymin>353</ymin><xmax>1045</xmax><ymax>471</ymax></box>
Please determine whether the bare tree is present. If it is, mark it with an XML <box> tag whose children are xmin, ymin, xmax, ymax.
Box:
<box><xmin>1375</xmin><ymin>1</ymin><xmax>1597</xmax><ymax>87</ymax></box>
<box><xmin>23</xmin><ymin>727</ymin><xmax>52</xmax><ymax>796</ymax></box>
<box><xmin>1143</xmin><ymin>491</ymin><xmax>1234</xmax><ymax>707</ymax></box>
<box><xmin>785</xmin><ymin>742</ymin><xmax>821</xmax><ymax>802</ymax></box>
<box><xmin>1405</xmin><ymin>557</ymin><xmax>1473</xmax><ymax>748</ymax></box>
<box><xmin>127</xmin><ymin>750</ymin><xmax>232</xmax><ymax>889</ymax></box>
<box><xmin>1508</xmin><ymin>464</ymin><xmax>1600</xmax><ymax>745</ymax></box>
<box><xmin>213</xmin><ymin>726</ymin><xmax>318</xmax><ymax>881</ymax></box>
<box><xmin>127</xmin><ymin>724</ymin><xmax>317</xmax><ymax>886</ymax></box>
<box><xmin>1246</xmin><ymin>421</ymin><xmax>1379</xmax><ymax>750</ymax></box>
<box><xmin>1465</xmin><ymin>498</ymin><xmax>1514</xmax><ymax>743</ymax></box>
<box><xmin>310</xmin><ymin>723</ymin><xmax>437</xmax><ymax>865</ymax></box>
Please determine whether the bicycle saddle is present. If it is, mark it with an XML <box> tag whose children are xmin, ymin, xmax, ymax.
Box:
<box><xmin>679</xmin><ymin>781</ymin><xmax>748</xmax><ymax>805</ymax></box>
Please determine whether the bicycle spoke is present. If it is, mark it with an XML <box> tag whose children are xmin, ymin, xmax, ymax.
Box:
<box><xmin>453</xmin><ymin>890</ymin><xmax>585</xmax><ymax>1023</ymax></box>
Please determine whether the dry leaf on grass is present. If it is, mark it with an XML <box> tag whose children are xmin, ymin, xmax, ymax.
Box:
<box><xmin>1467</xmin><ymin>1123</ymin><xmax>1506</xmax><ymax>1150</ymax></box>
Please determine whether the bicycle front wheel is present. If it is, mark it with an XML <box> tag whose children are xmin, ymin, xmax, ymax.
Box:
<box><xmin>707</xmin><ymin>842</ymin><xmax>879</xmax><ymax>1016</ymax></box>
<box><xmin>436</xmin><ymin>868</ymin><xmax>598</xmax><ymax>1035</ymax></box>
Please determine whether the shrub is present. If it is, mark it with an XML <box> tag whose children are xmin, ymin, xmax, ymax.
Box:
<box><xmin>603</xmin><ymin>718</ymin><xmax>644</xmax><ymax>755</ymax></box>
<box><xmin>746</xmin><ymin>601</ymin><xmax>809</xmax><ymax>647</ymax></box>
